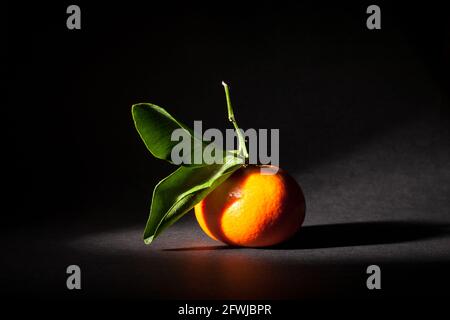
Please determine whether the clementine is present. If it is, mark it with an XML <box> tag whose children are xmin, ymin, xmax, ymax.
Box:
<box><xmin>194</xmin><ymin>165</ymin><xmax>306</xmax><ymax>247</ymax></box>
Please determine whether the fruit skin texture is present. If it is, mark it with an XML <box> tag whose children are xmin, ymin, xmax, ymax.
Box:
<box><xmin>194</xmin><ymin>165</ymin><xmax>306</xmax><ymax>247</ymax></box>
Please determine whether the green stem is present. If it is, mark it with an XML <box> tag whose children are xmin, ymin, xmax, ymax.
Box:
<box><xmin>222</xmin><ymin>81</ymin><xmax>249</xmax><ymax>159</ymax></box>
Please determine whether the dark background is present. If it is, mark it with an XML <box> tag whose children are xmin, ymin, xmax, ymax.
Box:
<box><xmin>5</xmin><ymin>1</ymin><xmax>450</xmax><ymax>301</ymax></box>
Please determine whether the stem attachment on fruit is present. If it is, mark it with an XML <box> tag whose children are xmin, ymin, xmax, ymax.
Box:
<box><xmin>222</xmin><ymin>81</ymin><xmax>249</xmax><ymax>160</ymax></box>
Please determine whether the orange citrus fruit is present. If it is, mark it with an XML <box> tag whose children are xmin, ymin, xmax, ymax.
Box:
<box><xmin>194</xmin><ymin>165</ymin><xmax>306</xmax><ymax>247</ymax></box>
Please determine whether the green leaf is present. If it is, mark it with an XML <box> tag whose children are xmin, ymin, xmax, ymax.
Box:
<box><xmin>132</xmin><ymin>103</ymin><xmax>205</xmax><ymax>165</ymax></box>
<box><xmin>143</xmin><ymin>154</ymin><xmax>244</xmax><ymax>244</ymax></box>
<box><xmin>133</xmin><ymin>83</ymin><xmax>248</xmax><ymax>245</ymax></box>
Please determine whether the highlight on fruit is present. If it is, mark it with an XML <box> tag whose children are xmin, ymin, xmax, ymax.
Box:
<box><xmin>131</xmin><ymin>82</ymin><xmax>306</xmax><ymax>247</ymax></box>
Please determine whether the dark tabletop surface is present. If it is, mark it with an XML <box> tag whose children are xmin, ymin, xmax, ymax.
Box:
<box><xmin>4</xmin><ymin>115</ymin><xmax>450</xmax><ymax>300</ymax></box>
